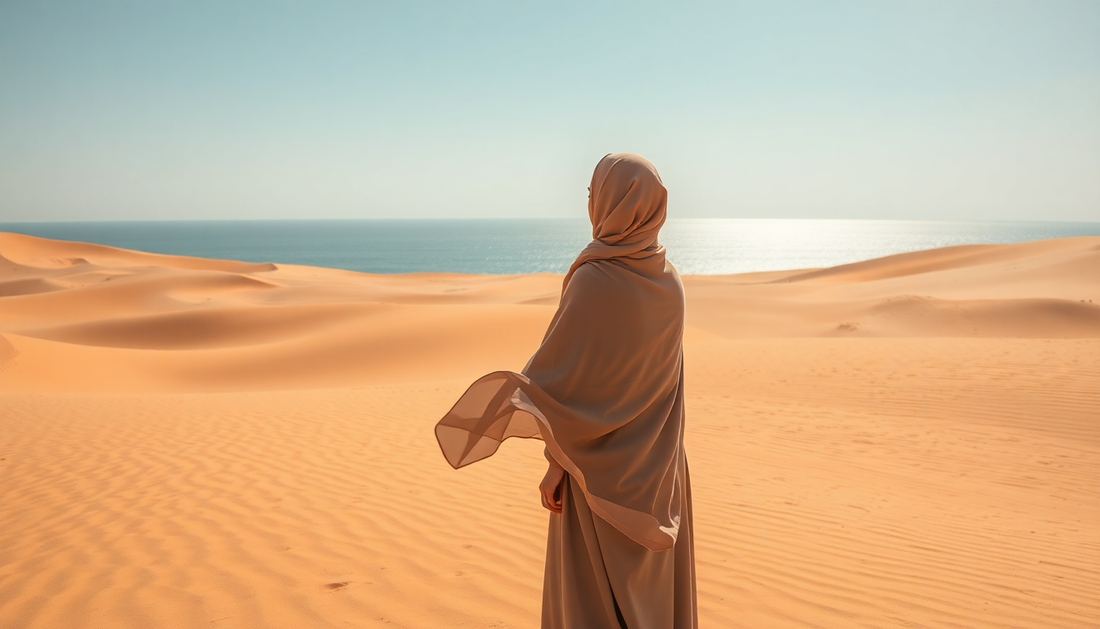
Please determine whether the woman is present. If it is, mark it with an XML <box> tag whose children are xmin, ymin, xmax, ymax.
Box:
<box><xmin>435</xmin><ymin>153</ymin><xmax>696</xmax><ymax>628</ymax></box>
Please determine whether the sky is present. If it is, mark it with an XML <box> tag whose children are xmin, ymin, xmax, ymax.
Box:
<box><xmin>1</xmin><ymin>1</ymin><xmax>1098</xmax><ymax>223</ymax></box>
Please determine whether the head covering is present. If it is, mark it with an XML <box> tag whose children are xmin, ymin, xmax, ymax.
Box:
<box><xmin>562</xmin><ymin>153</ymin><xmax>669</xmax><ymax>290</ymax></box>
<box><xmin>435</xmin><ymin>153</ymin><xmax>688</xmax><ymax>551</ymax></box>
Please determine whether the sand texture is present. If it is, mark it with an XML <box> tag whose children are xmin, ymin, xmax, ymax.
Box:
<box><xmin>2</xmin><ymin>232</ymin><xmax>1099</xmax><ymax>628</ymax></box>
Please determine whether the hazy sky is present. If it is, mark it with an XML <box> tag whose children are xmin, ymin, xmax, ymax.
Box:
<box><xmin>1</xmin><ymin>1</ymin><xmax>1098</xmax><ymax>222</ymax></box>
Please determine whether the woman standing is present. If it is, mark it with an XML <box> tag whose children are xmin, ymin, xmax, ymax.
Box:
<box><xmin>436</xmin><ymin>153</ymin><xmax>696</xmax><ymax>628</ymax></box>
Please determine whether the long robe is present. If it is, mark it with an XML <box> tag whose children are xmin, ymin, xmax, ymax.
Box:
<box><xmin>435</xmin><ymin>153</ymin><xmax>697</xmax><ymax>628</ymax></box>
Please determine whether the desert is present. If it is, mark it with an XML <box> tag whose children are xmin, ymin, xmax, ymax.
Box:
<box><xmin>2</xmin><ymin>231</ymin><xmax>1098</xmax><ymax>628</ymax></box>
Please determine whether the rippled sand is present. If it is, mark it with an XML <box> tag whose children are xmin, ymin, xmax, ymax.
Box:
<box><xmin>2</xmin><ymin>232</ymin><xmax>1098</xmax><ymax>628</ymax></box>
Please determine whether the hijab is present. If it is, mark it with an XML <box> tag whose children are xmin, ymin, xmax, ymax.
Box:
<box><xmin>562</xmin><ymin>153</ymin><xmax>669</xmax><ymax>289</ymax></box>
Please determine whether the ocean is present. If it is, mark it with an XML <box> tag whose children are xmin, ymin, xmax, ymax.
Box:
<box><xmin>2</xmin><ymin>219</ymin><xmax>1098</xmax><ymax>275</ymax></box>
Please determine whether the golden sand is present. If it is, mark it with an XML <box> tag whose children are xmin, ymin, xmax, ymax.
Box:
<box><xmin>2</xmin><ymin>232</ymin><xmax>1097</xmax><ymax>628</ymax></box>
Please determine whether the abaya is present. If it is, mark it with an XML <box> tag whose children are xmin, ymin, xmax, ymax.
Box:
<box><xmin>435</xmin><ymin>153</ymin><xmax>697</xmax><ymax>628</ymax></box>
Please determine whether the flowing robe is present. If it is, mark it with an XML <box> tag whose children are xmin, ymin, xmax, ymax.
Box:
<box><xmin>435</xmin><ymin>253</ymin><xmax>697</xmax><ymax>628</ymax></box>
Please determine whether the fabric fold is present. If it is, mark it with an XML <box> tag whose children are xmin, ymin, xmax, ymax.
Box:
<box><xmin>434</xmin><ymin>153</ymin><xmax>688</xmax><ymax>552</ymax></box>
<box><xmin>435</xmin><ymin>367</ymin><xmax>684</xmax><ymax>551</ymax></box>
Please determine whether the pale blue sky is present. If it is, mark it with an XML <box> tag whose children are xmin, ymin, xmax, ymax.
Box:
<box><xmin>1</xmin><ymin>1</ymin><xmax>1098</xmax><ymax>222</ymax></box>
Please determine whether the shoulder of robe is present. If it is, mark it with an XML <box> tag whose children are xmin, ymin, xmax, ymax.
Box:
<box><xmin>571</xmin><ymin>258</ymin><xmax>681</xmax><ymax>293</ymax></box>
<box><xmin>563</xmin><ymin>260</ymin><xmax>615</xmax><ymax>295</ymax></box>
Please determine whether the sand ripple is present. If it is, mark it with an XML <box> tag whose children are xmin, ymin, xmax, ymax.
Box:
<box><xmin>1</xmin><ymin>232</ymin><xmax>1098</xmax><ymax>627</ymax></box>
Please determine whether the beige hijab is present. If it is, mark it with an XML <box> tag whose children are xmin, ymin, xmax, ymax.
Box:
<box><xmin>435</xmin><ymin>153</ymin><xmax>687</xmax><ymax>550</ymax></box>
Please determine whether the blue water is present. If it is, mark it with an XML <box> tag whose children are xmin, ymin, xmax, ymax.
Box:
<box><xmin>2</xmin><ymin>219</ymin><xmax>1098</xmax><ymax>275</ymax></box>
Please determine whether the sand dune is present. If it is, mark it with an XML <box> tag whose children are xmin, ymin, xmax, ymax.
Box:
<box><xmin>1</xmin><ymin>232</ymin><xmax>1098</xmax><ymax>628</ymax></box>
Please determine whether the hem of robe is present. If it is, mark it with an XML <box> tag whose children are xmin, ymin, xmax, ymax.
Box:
<box><xmin>543</xmin><ymin>473</ymin><xmax>698</xmax><ymax>629</ymax></box>
<box><xmin>434</xmin><ymin>370</ymin><xmax>680</xmax><ymax>552</ymax></box>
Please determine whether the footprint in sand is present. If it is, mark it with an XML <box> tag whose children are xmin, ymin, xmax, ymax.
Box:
<box><xmin>323</xmin><ymin>582</ymin><xmax>349</xmax><ymax>591</ymax></box>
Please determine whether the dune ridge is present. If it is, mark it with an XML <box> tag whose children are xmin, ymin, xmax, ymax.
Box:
<box><xmin>1</xmin><ymin>232</ymin><xmax>1098</xmax><ymax>628</ymax></box>
<box><xmin>1</xmin><ymin>232</ymin><xmax>1096</xmax><ymax>393</ymax></box>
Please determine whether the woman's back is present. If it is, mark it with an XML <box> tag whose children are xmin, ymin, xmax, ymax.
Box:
<box><xmin>525</xmin><ymin>257</ymin><xmax>685</xmax><ymax>418</ymax></box>
<box><xmin>435</xmin><ymin>153</ymin><xmax>697</xmax><ymax>628</ymax></box>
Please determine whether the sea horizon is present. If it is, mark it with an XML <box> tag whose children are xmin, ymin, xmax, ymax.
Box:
<box><xmin>3</xmin><ymin>217</ymin><xmax>1099</xmax><ymax>276</ymax></box>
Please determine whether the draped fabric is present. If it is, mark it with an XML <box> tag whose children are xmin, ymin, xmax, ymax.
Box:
<box><xmin>543</xmin><ymin>471</ymin><xmax>696</xmax><ymax>628</ymax></box>
<box><xmin>434</xmin><ymin>153</ymin><xmax>696</xmax><ymax>627</ymax></box>
<box><xmin>562</xmin><ymin>152</ymin><xmax>670</xmax><ymax>288</ymax></box>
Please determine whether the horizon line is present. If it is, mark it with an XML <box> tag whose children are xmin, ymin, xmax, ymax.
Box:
<box><xmin>3</xmin><ymin>217</ymin><xmax>1099</xmax><ymax>225</ymax></box>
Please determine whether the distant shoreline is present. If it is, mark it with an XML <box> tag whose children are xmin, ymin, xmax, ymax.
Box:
<box><xmin>3</xmin><ymin>218</ymin><xmax>1098</xmax><ymax>276</ymax></box>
